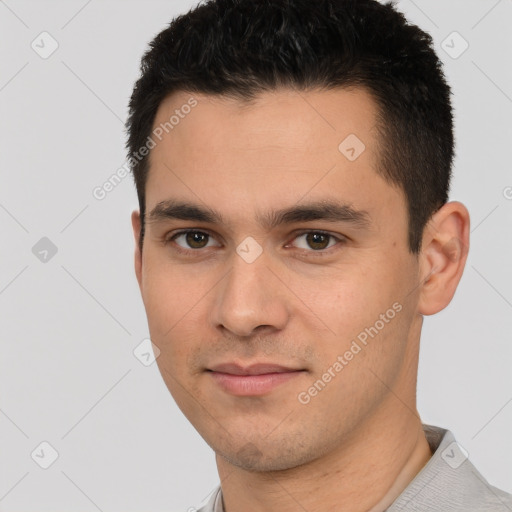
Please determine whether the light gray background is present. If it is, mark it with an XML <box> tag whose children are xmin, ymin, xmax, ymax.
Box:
<box><xmin>0</xmin><ymin>0</ymin><xmax>511</xmax><ymax>510</ymax></box>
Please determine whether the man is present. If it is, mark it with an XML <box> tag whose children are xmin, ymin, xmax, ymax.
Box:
<box><xmin>125</xmin><ymin>0</ymin><xmax>512</xmax><ymax>510</ymax></box>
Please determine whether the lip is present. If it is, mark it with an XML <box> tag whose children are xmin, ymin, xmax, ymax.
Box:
<box><xmin>207</xmin><ymin>362</ymin><xmax>306</xmax><ymax>396</ymax></box>
<box><xmin>209</xmin><ymin>362</ymin><xmax>301</xmax><ymax>375</ymax></box>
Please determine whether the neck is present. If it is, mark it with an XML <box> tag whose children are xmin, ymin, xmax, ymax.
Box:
<box><xmin>216</xmin><ymin>407</ymin><xmax>432</xmax><ymax>512</ymax></box>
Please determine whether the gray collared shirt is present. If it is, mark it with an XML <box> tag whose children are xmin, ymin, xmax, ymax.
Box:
<box><xmin>196</xmin><ymin>424</ymin><xmax>512</xmax><ymax>511</ymax></box>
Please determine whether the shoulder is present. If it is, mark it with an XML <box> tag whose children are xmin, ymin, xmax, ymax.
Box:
<box><xmin>388</xmin><ymin>424</ymin><xmax>512</xmax><ymax>512</ymax></box>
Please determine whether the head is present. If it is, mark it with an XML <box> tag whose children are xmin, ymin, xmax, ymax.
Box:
<box><xmin>126</xmin><ymin>0</ymin><xmax>469</xmax><ymax>472</ymax></box>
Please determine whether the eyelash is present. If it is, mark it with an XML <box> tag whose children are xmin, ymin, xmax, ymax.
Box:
<box><xmin>163</xmin><ymin>229</ymin><xmax>347</xmax><ymax>257</ymax></box>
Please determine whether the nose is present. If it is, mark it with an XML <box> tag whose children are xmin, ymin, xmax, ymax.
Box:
<box><xmin>210</xmin><ymin>247</ymin><xmax>290</xmax><ymax>338</ymax></box>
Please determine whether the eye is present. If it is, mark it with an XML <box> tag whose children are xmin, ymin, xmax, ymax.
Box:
<box><xmin>166</xmin><ymin>230</ymin><xmax>220</xmax><ymax>251</ymax></box>
<box><xmin>288</xmin><ymin>231</ymin><xmax>345</xmax><ymax>252</ymax></box>
<box><xmin>164</xmin><ymin>229</ymin><xmax>345</xmax><ymax>256</ymax></box>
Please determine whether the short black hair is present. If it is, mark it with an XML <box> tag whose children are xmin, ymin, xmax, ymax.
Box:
<box><xmin>125</xmin><ymin>0</ymin><xmax>454</xmax><ymax>255</ymax></box>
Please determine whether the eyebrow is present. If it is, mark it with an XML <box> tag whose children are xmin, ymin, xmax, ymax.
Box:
<box><xmin>147</xmin><ymin>199</ymin><xmax>372</xmax><ymax>231</ymax></box>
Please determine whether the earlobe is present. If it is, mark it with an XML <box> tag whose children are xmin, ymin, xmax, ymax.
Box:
<box><xmin>131</xmin><ymin>210</ymin><xmax>143</xmax><ymax>291</ymax></box>
<box><xmin>417</xmin><ymin>201</ymin><xmax>470</xmax><ymax>316</ymax></box>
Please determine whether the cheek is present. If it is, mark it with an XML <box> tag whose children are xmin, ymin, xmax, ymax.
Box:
<box><xmin>141</xmin><ymin>256</ymin><xmax>199</xmax><ymax>329</ymax></box>
<box><xmin>140</xmin><ymin>271</ymin><xmax>202</xmax><ymax>382</ymax></box>
<box><xmin>305</xmin><ymin>256</ymin><xmax>413</xmax><ymax>358</ymax></box>
<box><xmin>294</xmin><ymin>261</ymin><xmax>385</xmax><ymax>331</ymax></box>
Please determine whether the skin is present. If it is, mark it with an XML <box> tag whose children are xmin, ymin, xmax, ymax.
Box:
<box><xmin>131</xmin><ymin>87</ymin><xmax>470</xmax><ymax>512</ymax></box>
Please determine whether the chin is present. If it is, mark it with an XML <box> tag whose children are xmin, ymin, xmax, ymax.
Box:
<box><xmin>217</xmin><ymin>438</ymin><xmax>318</xmax><ymax>473</ymax></box>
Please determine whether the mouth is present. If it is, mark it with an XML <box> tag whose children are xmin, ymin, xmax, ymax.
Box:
<box><xmin>206</xmin><ymin>362</ymin><xmax>307</xmax><ymax>396</ymax></box>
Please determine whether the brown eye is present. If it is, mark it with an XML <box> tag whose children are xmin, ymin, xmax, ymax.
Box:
<box><xmin>168</xmin><ymin>230</ymin><xmax>220</xmax><ymax>250</ymax></box>
<box><xmin>292</xmin><ymin>231</ymin><xmax>340</xmax><ymax>252</ymax></box>
<box><xmin>185</xmin><ymin>231</ymin><xmax>209</xmax><ymax>249</ymax></box>
<box><xmin>305</xmin><ymin>232</ymin><xmax>330</xmax><ymax>250</ymax></box>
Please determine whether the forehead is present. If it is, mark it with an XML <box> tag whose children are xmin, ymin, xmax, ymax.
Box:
<box><xmin>145</xmin><ymin>87</ymin><xmax>404</xmax><ymax>233</ymax></box>
<box><xmin>151</xmin><ymin>86</ymin><xmax>379</xmax><ymax>158</ymax></box>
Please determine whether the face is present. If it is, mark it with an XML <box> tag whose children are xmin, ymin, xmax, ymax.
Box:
<box><xmin>132</xmin><ymin>87</ymin><xmax>424</xmax><ymax>471</ymax></box>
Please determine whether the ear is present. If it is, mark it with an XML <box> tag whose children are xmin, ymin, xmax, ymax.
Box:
<box><xmin>417</xmin><ymin>201</ymin><xmax>470</xmax><ymax>316</ymax></box>
<box><xmin>131</xmin><ymin>210</ymin><xmax>143</xmax><ymax>292</ymax></box>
